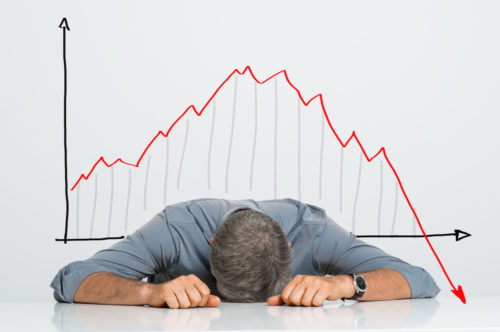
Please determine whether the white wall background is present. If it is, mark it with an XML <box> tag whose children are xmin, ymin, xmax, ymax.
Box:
<box><xmin>1</xmin><ymin>0</ymin><xmax>499</xmax><ymax>301</ymax></box>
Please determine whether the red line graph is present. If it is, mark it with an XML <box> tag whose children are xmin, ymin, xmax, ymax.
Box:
<box><xmin>70</xmin><ymin>66</ymin><xmax>465</xmax><ymax>303</ymax></box>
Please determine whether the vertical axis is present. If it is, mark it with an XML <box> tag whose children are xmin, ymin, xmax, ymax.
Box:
<box><xmin>59</xmin><ymin>18</ymin><xmax>70</xmax><ymax>244</ymax></box>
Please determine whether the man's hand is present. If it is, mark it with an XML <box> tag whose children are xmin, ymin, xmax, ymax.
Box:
<box><xmin>147</xmin><ymin>274</ymin><xmax>221</xmax><ymax>309</ymax></box>
<box><xmin>267</xmin><ymin>275</ymin><xmax>355</xmax><ymax>307</ymax></box>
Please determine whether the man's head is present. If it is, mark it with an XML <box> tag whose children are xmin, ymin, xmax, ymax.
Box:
<box><xmin>209</xmin><ymin>209</ymin><xmax>292</xmax><ymax>302</ymax></box>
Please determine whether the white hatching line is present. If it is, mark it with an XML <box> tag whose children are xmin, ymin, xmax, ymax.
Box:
<box><xmin>413</xmin><ymin>216</ymin><xmax>417</xmax><ymax>235</ymax></box>
<box><xmin>107</xmin><ymin>167</ymin><xmax>114</xmax><ymax>236</ymax></box>
<box><xmin>208</xmin><ymin>101</ymin><xmax>216</xmax><ymax>190</ymax></box>
<box><xmin>177</xmin><ymin>119</ymin><xmax>190</xmax><ymax>189</ymax></box>
<box><xmin>89</xmin><ymin>173</ymin><xmax>98</xmax><ymax>237</ymax></box>
<box><xmin>274</xmin><ymin>77</ymin><xmax>278</xmax><ymax>199</ymax></box>
<box><xmin>163</xmin><ymin>139</ymin><xmax>169</xmax><ymax>205</ymax></box>
<box><xmin>76</xmin><ymin>183</ymin><xmax>80</xmax><ymax>238</ymax></box>
<box><xmin>319</xmin><ymin>111</ymin><xmax>325</xmax><ymax>199</ymax></box>
<box><xmin>125</xmin><ymin>169</ymin><xmax>131</xmax><ymax>232</ymax></box>
<box><xmin>377</xmin><ymin>160</ymin><xmax>384</xmax><ymax>235</ymax></box>
<box><xmin>225</xmin><ymin>77</ymin><xmax>238</xmax><ymax>193</ymax></box>
<box><xmin>391</xmin><ymin>182</ymin><xmax>399</xmax><ymax>235</ymax></box>
<box><xmin>352</xmin><ymin>151</ymin><xmax>363</xmax><ymax>233</ymax></box>
<box><xmin>249</xmin><ymin>82</ymin><xmax>258</xmax><ymax>191</ymax></box>
<box><xmin>143</xmin><ymin>156</ymin><xmax>151</xmax><ymax>211</ymax></box>
<box><xmin>297</xmin><ymin>96</ymin><xmax>301</xmax><ymax>201</ymax></box>
<box><xmin>339</xmin><ymin>149</ymin><xmax>344</xmax><ymax>213</ymax></box>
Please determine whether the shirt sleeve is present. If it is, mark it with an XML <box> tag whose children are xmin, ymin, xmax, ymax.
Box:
<box><xmin>50</xmin><ymin>209</ymin><xmax>177</xmax><ymax>303</ymax></box>
<box><xmin>313</xmin><ymin>216</ymin><xmax>440</xmax><ymax>298</ymax></box>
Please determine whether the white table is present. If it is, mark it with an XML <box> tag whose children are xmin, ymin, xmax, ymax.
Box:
<box><xmin>1</xmin><ymin>297</ymin><xmax>498</xmax><ymax>331</ymax></box>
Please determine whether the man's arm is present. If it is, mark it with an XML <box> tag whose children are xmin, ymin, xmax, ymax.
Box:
<box><xmin>353</xmin><ymin>268</ymin><xmax>411</xmax><ymax>300</ymax></box>
<box><xmin>74</xmin><ymin>272</ymin><xmax>152</xmax><ymax>305</ymax></box>
<box><xmin>313</xmin><ymin>216</ymin><xmax>441</xmax><ymax>299</ymax></box>
<box><xmin>51</xmin><ymin>210</ymin><xmax>175</xmax><ymax>303</ymax></box>
<box><xmin>268</xmin><ymin>268</ymin><xmax>410</xmax><ymax>306</ymax></box>
<box><xmin>74</xmin><ymin>272</ymin><xmax>221</xmax><ymax>308</ymax></box>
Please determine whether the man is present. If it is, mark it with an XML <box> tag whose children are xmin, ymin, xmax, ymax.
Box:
<box><xmin>51</xmin><ymin>198</ymin><xmax>440</xmax><ymax>308</ymax></box>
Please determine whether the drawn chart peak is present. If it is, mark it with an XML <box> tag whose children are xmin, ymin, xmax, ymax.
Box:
<box><xmin>69</xmin><ymin>66</ymin><xmax>387</xmax><ymax>191</ymax></box>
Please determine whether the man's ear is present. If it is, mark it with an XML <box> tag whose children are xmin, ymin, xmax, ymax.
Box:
<box><xmin>210</xmin><ymin>238</ymin><xmax>214</xmax><ymax>248</ymax></box>
<box><xmin>288</xmin><ymin>241</ymin><xmax>291</xmax><ymax>248</ymax></box>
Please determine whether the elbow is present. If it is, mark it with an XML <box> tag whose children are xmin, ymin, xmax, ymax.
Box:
<box><xmin>50</xmin><ymin>260</ymin><xmax>110</xmax><ymax>303</ymax></box>
<box><xmin>50</xmin><ymin>265</ymin><xmax>74</xmax><ymax>303</ymax></box>
<box><xmin>409</xmin><ymin>267</ymin><xmax>441</xmax><ymax>299</ymax></box>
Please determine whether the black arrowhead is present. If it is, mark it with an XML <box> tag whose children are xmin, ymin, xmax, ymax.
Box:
<box><xmin>59</xmin><ymin>18</ymin><xmax>70</xmax><ymax>31</ymax></box>
<box><xmin>454</xmin><ymin>229</ymin><xmax>471</xmax><ymax>241</ymax></box>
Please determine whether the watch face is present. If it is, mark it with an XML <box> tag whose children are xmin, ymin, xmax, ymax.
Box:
<box><xmin>355</xmin><ymin>275</ymin><xmax>367</xmax><ymax>291</ymax></box>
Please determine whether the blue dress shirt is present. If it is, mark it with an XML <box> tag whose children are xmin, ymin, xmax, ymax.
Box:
<box><xmin>51</xmin><ymin>198</ymin><xmax>440</xmax><ymax>302</ymax></box>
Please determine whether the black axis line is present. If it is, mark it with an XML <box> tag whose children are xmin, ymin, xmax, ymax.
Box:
<box><xmin>55</xmin><ymin>230</ymin><xmax>471</xmax><ymax>243</ymax></box>
<box><xmin>357</xmin><ymin>229</ymin><xmax>471</xmax><ymax>242</ymax></box>
<box><xmin>56</xmin><ymin>236</ymin><xmax>125</xmax><ymax>242</ymax></box>
<box><xmin>59</xmin><ymin>18</ymin><xmax>70</xmax><ymax>244</ymax></box>
<box><xmin>55</xmin><ymin>18</ymin><xmax>471</xmax><ymax>245</ymax></box>
<box><xmin>56</xmin><ymin>18</ymin><xmax>125</xmax><ymax>244</ymax></box>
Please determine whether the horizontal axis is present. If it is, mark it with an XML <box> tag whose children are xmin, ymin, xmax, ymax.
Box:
<box><xmin>55</xmin><ymin>236</ymin><xmax>125</xmax><ymax>242</ymax></box>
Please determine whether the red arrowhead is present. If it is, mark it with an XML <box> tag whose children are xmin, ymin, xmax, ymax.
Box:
<box><xmin>451</xmin><ymin>285</ymin><xmax>466</xmax><ymax>304</ymax></box>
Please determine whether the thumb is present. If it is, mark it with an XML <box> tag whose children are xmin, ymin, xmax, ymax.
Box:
<box><xmin>267</xmin><ymin>294</ymin><xmax>285</xmax><ymax>306</ymax></box>
<box><xmin>206</xmin><ymin>295</ymin><xmax>221</xmax><ymax>307</ymax></box>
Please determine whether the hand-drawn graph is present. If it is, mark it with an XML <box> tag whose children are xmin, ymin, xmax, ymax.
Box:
<box><xmin>56</xmin><ymin>18</ymin><xmax>467</xmax><ymax>303</ymax></box>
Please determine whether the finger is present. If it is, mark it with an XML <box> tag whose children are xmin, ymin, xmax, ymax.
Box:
<box><xmin>162</xmin><ymin>287</ymin><xmax>180</xmax><ymax>309</ymax></box>
<box><xmin>173</xmin><ymin>287</ymin><xmax>191</xmax><ymax>309</ymax></box>
<box><xmin>185</xmin><ymin>284</ymin><xmax>202</xmax><ymax>308</ymax></box>
<box><xmin>206</xmin><ymin>295</ymin><xmax>221</xmax><ymax>307</ymax></box>
<box><xmin>301</xmin><ymin>285</ymin><xmax>318</xmax><ymax>307</ymax></box>
<box><xmin>311</xmin><ymin>290</ymin><xmax>328</xmax><ymax>307</ymax></box>
<box><xmin>289</xmin><ymin>283</ymin><xmax>306</xmax><ymax>306</ymax></box>
<box><xmin>189</xmin><ymin>275</ymin><xmax>211</xmax><ymax>307</ymax></box>
<box><xmin>267</xmin><ymin>294</ymin><xmax>285</xmax><ymax>306</ymax></box>
<box><xmin>281</xmin><ymin>275</ymin><xmax>304</xmax><ymax>305</ymax></box>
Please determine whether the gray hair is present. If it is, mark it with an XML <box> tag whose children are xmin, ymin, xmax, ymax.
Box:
<box><xmin>209</xmin><ymin>209</ymin><xmax>292</xmax><ymax>302</ymax></box>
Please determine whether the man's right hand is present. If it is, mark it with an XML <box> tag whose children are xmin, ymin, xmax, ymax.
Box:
<box><xmin>146</xmin><ymin>274</ymin><xmax>221</xmax><ymax>309</ymax></box>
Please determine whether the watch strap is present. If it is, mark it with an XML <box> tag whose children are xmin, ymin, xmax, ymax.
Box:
<box><xmin>346</xmin><ymin>273</ymin><xmax>366</xmax><ymax>300</ymax></box>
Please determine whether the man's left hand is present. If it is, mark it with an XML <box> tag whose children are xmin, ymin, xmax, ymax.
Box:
<box><xmin>267</xmin><ymin>275</ymin><xmax>355</xmax><ymax>306</ymax></box>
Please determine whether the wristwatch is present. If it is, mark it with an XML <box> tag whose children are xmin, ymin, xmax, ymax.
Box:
<box><xmin>346</xmin><ymin>273</ymin><xmax>367</xmax><ymax>300</ymax></box>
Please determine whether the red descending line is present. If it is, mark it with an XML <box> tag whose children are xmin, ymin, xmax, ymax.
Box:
<box><xmin>70</xmin><ymin>66</ymin><xmax>465</xmax><ymax>303</ymax></box>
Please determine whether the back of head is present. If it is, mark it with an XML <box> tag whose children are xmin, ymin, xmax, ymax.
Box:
<box><xmin>209</xmin><ymin>209</ymin><xmax>292</xmax><ymax>302</ymax></box>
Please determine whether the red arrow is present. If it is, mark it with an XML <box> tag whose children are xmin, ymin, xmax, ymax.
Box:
<box><xmin>452</xmin><ymin>285</ymin><xmax>466</xmax><ymax>304</ymax></box>
<box><xmin>69</xmin><ymin>66</ymin><xmax>466</xmax><ymax>303</ymax></box>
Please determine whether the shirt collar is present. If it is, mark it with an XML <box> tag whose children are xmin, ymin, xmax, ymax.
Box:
<box><xmin>220</xmin><ymin>206</ymin><xmax>255</xmax><ymax>223</ymax></box>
